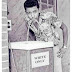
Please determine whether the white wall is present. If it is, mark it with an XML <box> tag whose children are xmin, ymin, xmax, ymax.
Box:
<box><xmin>57</xmin><ymin>0</ymin><xmax>70</xmax><ymax>72</ymax></box>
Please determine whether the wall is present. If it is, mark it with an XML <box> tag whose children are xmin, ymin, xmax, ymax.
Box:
<box><xmin>2</xmin><ymin>0</ymin><xmax>9</xmax><ymax>72</ymax></box>
<box><xmin>57</xmin><ymin>0</ymin><xmax>70</xmax><ymax>72</ymax></box>
<box><xmin>8</xmin><ymin>0</ymin><xmax>27</xmax><ymax>42</ymax></box>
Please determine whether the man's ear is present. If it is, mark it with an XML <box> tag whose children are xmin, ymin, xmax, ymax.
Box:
<box><xmin>24</xmin><ymin>12</ymin><xmax>30</xmax><ymax>22</ymax></box>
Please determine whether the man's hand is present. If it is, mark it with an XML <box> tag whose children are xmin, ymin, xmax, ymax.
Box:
<box><xmin>57</xmin><ymin>47</ymin><xmax>67</xmax><ymax>58</ymax></box>
<box><xmin>28</xmin><ymin>18</ymin><xmax>39</xmax><ymax>26</ymax></box>
<box><xmin>27</xmin><ymin>18</ymin><xmax>40</xmax><ymax>34</ymax></box>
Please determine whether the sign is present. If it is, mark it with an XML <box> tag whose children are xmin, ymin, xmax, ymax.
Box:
<box><xmin>31</xmin><ymin>51</ymin><xmax>49</xmax><ymax>68</ymax></box>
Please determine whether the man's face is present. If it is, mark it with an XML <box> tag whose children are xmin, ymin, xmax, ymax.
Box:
<box><xmin>26</xmin><ymin>6</ymin><xmax>39</xmax><ymax>20</ymax></box>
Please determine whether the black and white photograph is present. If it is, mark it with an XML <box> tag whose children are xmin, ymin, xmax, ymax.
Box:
<box><xmin>2</xmin><ymin>0</ymin><xmax>70</xmax><ymax>72</ymax></box>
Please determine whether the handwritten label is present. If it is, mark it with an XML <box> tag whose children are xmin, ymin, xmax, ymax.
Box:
<box><xmin>31</xmin><ymin>51</ymin><xmax>49</xmax><ymax>68</ymax></box>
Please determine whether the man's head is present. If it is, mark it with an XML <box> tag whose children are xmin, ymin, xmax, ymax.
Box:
<box><xmin>24</xmin><ymin>0</ymin><xmax>39</xmax><ymax>20</ymax></box>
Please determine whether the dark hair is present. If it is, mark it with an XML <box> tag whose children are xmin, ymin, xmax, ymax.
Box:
<box><xmin>24</xmin><ymin>0</ymin><xmax>39</xmax><ymax>11</ymax></box>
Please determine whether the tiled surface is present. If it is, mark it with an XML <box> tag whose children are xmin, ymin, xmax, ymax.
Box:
<box><xmin>2</xmin><ymin>68</ymin><xmax>9</xmax><ymax>72</ymax></box>
<box><xmin>2</xmin><ymin>0</ymin><xmax>9</xmax><ymax>72</ymax></box>
<box><xmin>2</xmin><ymin>61</ymin><xmax>9</xmax><ymax>68</ymax></box>
<box><xmin>48</xmin><ymin>0</ymin><xmax>54</xmax><ymax>5</ymax></box>
<box><xmin>2</xmin><ymin>11</ymin><xmax>7</xmax><ymax>17</ymax></box>
<box><xmin>2</xmin><ymin>33</ymin><xmax>8</xmax><ymax>39</ymax></box>
<box><xmin>2</xmin><ymin>48</ymin><xmax>8</xmax><ymax>54</ymax></box>
<box><xmin>2</xmin><ymin>2</ymin><xmax>7</xmax><ymax>11</ymax></box>
<box><xmin>41</xmin><ymin>4</ymin><xmax>47</xmax><ymax>10</ymax></box>
<box><xmin>41</xmin><ymin>0</ymin><xmax>47</xmax><ymax>3</ymax></box>
<box><xmin>2</xmin><ymin>26</ymin><xmax>7</xmax><ymax>32</ymax></box>
<box><xmin>2</xmin><ymin>55</ymin><xmax>9</xmax><ymax>61</ymax></box>
<box><xmin>2</xmin><ymin>0</ymin><xmax>7</xmax><ymax>3</ymax></box>
<box><xmin>2</xmin><ymin>18</ymin><xmax>7</xmax><ymax>24</ymax></box>
<box><xmin>2</xmin><ymin>40</ymin><xmax>8</xmax><ymax>47</ymax></box>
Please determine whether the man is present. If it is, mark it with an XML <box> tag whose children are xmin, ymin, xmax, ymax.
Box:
<box><xmin>24</xmin><ymin>0</ymin><xmax>68</xmax><ymax>72</ymax></box>
<box><xmin>24</xmin><ymin>0</ymin><xmax>68</xmax><ymax>48</ymax></box>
